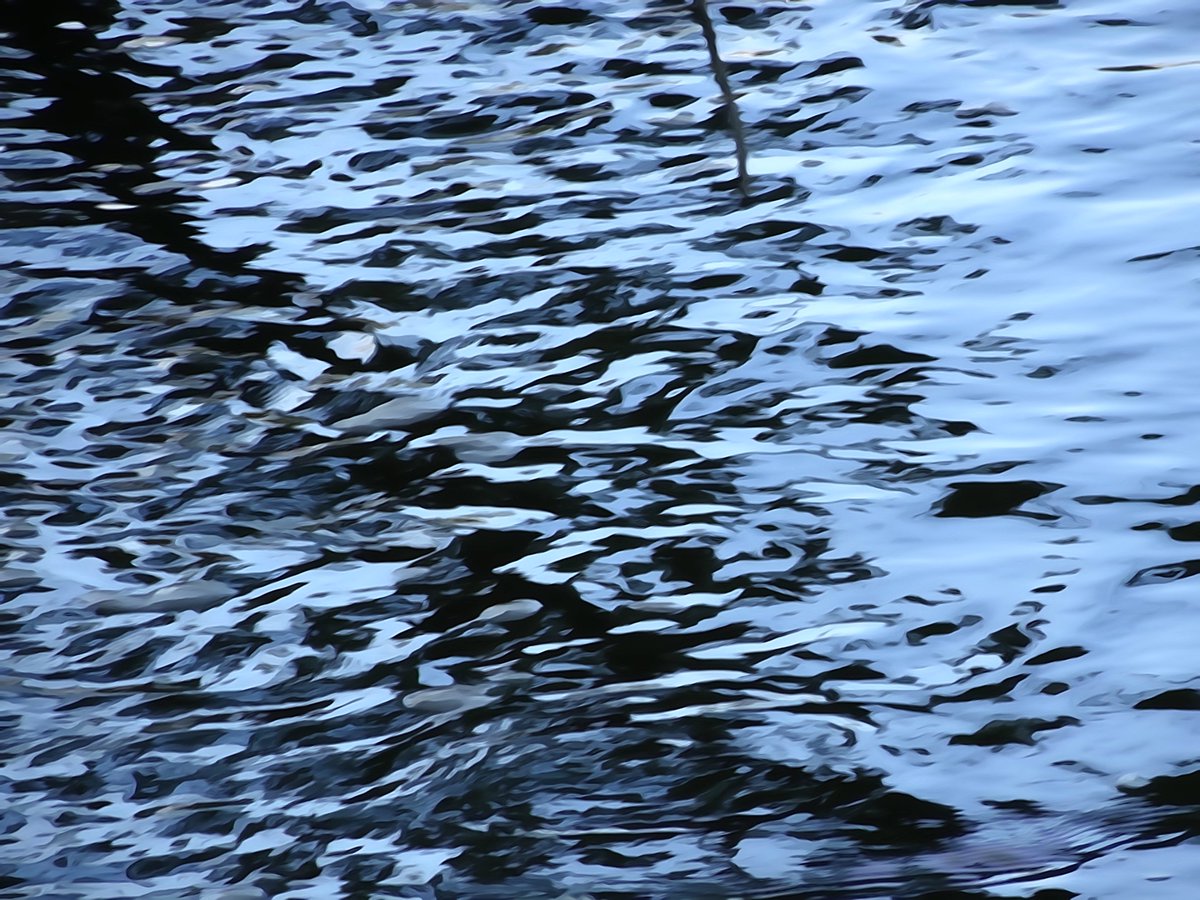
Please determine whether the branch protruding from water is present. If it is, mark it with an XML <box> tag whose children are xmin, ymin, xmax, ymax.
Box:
<box><xmin>691</xmin><ymin>0</ymin><xmax>751</xmax><ymax>202</ymax></box>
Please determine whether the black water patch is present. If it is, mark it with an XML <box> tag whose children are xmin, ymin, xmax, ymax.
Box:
<box><xmin>936</xmin><ymin>481</ymin><xmax>1062</xmax><ymax>518</ymax></box>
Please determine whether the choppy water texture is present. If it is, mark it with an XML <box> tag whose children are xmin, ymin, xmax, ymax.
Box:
<box><xmin>3</xmin><ymin>0</ymin><xmax>1200</xmax><ymax>896</ymax></box>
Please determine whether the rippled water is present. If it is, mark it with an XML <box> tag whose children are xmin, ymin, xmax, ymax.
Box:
<box><xmin>3</xmin><ymin>0</ymin><xmax>1200</xmax><ymax>897</ymax></box>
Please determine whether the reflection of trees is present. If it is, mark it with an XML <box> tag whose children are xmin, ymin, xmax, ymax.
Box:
<box><xmin>3</xmin><ymin>2</ymin><xmax>301</xmax><ymax>309</ymax></box>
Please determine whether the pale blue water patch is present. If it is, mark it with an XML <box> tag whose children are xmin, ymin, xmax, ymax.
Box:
<box><xmin>3</xmin><ymin>0</ymin><xmax>1200</xmax><ymax>897</ymax></box>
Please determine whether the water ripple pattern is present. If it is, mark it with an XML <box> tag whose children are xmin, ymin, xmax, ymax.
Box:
<box><xmin>3</xmin><ymin>0</ymin><xmax>1200</xmax><ymax>897</ymax></box>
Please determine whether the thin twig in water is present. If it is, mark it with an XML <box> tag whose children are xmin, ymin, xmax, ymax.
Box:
<box><xmin>691</xmin><ymin>0</ymin><xmax>751</xmax><ymax>201</ymax></box>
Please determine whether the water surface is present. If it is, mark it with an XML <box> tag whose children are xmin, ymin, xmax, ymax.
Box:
<box><xmin>3</xmin><ymin>0</ymin><xmax>1200</xmax><ymax>897</ymax></box>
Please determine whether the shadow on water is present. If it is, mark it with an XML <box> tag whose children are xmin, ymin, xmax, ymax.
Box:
<box><xmin>2</xmin><ymin>1</ymin><xmax>301</xmax><ymax>296</ymax></box>
<box><xmin>3</xmin><ymin>0</ymin><xmax>1200</xmax><ymax>897</ymax></box>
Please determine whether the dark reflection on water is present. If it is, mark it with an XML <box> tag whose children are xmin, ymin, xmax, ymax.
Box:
<box><xmin>3</xmin><ymin>0</ymin><xmax>1200</xmax><ymax>897</ymax></box>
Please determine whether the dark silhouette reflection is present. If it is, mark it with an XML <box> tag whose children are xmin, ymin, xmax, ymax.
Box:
<box><xmin>0</xmin><ymin>0</ymin><xmax>301</xmax><ymax>304</ymax></box>
<box><xmin>3</xmin><ymin>1</ymin><xmax>203</xmax><ymax>161</ymax></box>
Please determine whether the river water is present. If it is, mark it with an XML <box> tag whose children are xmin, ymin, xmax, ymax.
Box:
<box><xmin>2</xmin><ymin>0</ymin><xmax>1199</xmax><ymax>897</ymax></box>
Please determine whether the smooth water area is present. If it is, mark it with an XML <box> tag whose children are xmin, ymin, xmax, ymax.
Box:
<box><xmin>2</xmin><ymin>1</ymin><xmax>1200</xmax><ymax>897</ymax></box>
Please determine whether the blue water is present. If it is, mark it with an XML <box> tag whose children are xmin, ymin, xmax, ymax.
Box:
<box><xmin>3</xmin><ymin>1</ymin><xmax>1200</xmax><ymax>897</ymax></box>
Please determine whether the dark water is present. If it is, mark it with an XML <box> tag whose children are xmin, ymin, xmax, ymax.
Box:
<box><xmin>3</xmin><ymin>0</ymin><xmax>1200</xmax><ymax>897</ymax></box>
